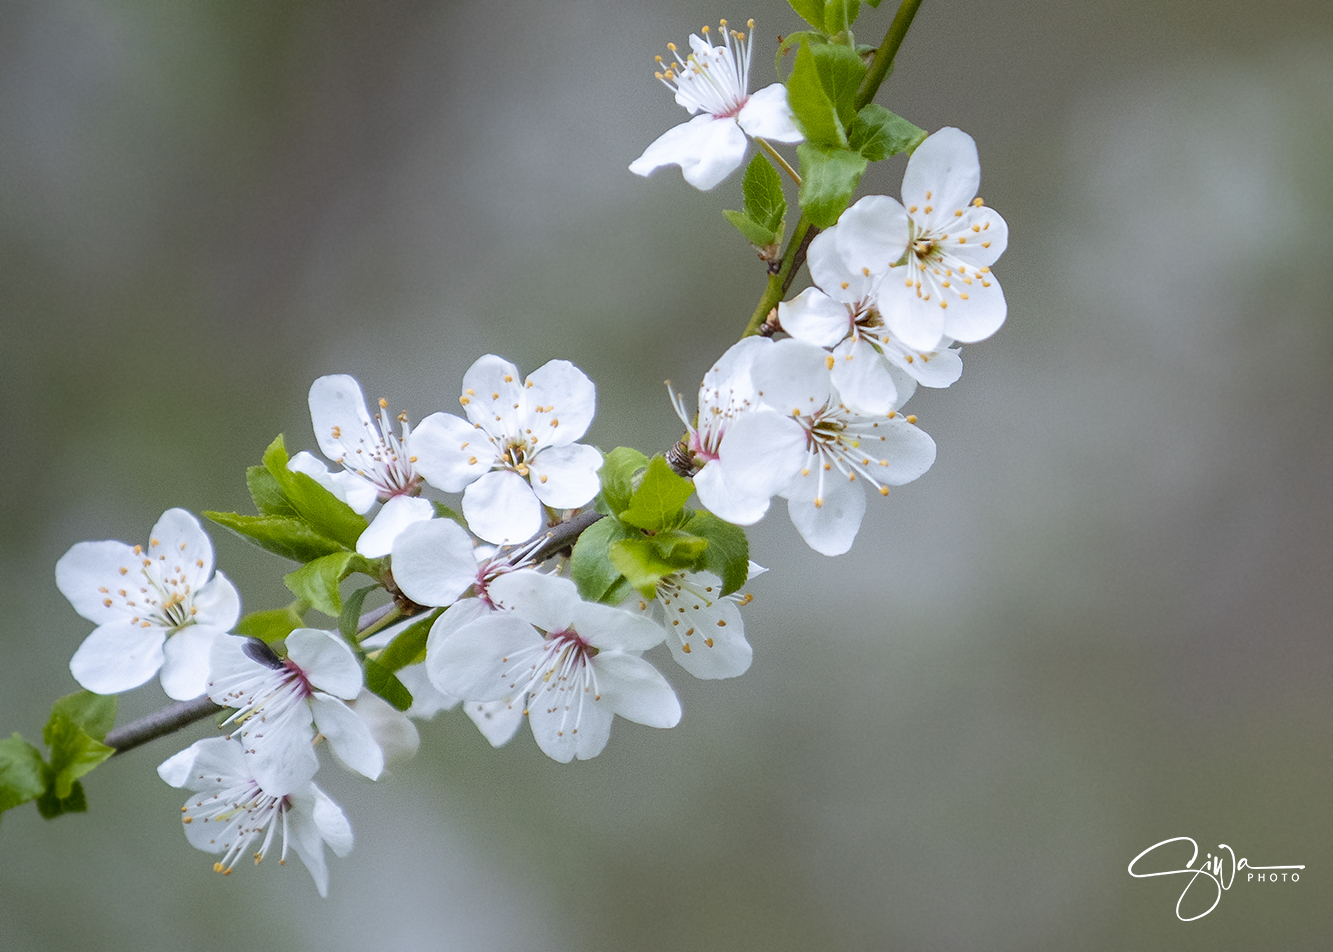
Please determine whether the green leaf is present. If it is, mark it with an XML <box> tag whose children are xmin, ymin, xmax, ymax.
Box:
<box><xmin>376</xmin><ymin>611</ymin><xmax>439</xmax><ymax>672</ymax></box>
<box><xmin>204</xmin><ymin>511</ymin><xmax>348</xmax><ymax>564</ymax></box>
<box><xmin>339</xmin><ymin>584</ymin><xmax>378</xmax><ymax>642</ymax></box>
<box><xmin>797</xmin><ymin>143</ymin><xmax>869</xmax><ymax>227</ymax></box>
<box><xmin>363</xmin><ymin>659</ymin><xmax>413</xmax><ymax>712</ymax></box>
<box><xmin>683</xmin><ymin>511</ymin><xmax>751</xmax><ymax>595</ymax></box>
<box><xmin>49</xmin><ymin>692</ymin><xmax>116</xmax><ymax>743</ymax></box>
<box><xmin>786</xmin><ymin>42</ymin><xmax>845</xmax><ymax>147</ymax></box>
<box><xmin>0</xmin><ymin>734</ymin><xmax>47</xmax><ymax>816</ymax></box>
<box><xmin>609</xmin><ymin>538</ymin><xmax>678</xmax><ymax>599</ymax></box>
<box><xmin>847</xmin><ymin>104</ymin><xmax>927</xmax><ymax>161</ymax></box>
<box><xmin>619</xmin><ymin>456</ymin><xmax>696</xmax><ymax>531</ymax></box>
<box><xmin>823</xmin><ymin>0</ymin><xmax>861</xmax><ymax>35</ymax></box>
<box><xmin>284</xmin><ymin>551</ymin><xmax>375</xmax><ymax>617</ymax></box>
<box><xmin>742</xmin><ymin>153</ymin><xmax>787</xmax><ymax>233</ymax></box>
<box><xmin>569</xmin><ymin>516</ymin><xmax>643</xmax><ymax>603</ymax></box>
<box><xmin>596</xmin><ymin>447</ymin><xmax>650</xmax><ymax>517</ymax></box>
<box><xmin>236</xmin><ymin>601</ymin><xmax>309</xmax><ymax>643</ymax></box>
<box><xmin>786</xmin><ymin>0</ymin><xmax>825</xmax><ymax>30</ymax></box>
<box><xmin>722</xmin><ymin>209</ymin><xmax>778</xmax><ymax>248</ymax></box>
<box><xmin>432</xmin><ymin>501</ymin><xmax>468</xmax><ymax>529</ymax></box>
<box><xmin>262</xmin><ymin>436</ymin><xmax>368</xmax><ymax>550</ymax></box>
<box><xmin>865</xmin><ymin>0</ymin><xmax>882</xmax><ymax>7</ymax></box>
<box><xmin>37</xmin><ymin>778</ymin><xmax>87</xmax><ymax>819</ymax></box>
<box><xmin>650</xmin><ymin>529</ymin><xmax>709</xmax><ymax>568</ymax></box>
<box><xmin>246</xmin><ymin>466</ymin><xmax>297</xmax><ymax>518</ymax></box>
<box><xmin>775</xmin><ymin>30</ymin><xmax>825</xmax><ymax>77</ymax></box>
<box><xmin>811</xmin><ymin>41</ymin><xmax>867</xmax><ymax>127</ymax></box>
<box><xmin>43</xmin><ymin>711</ymin><xmax>113</xmax><ymax>801</ymax></box>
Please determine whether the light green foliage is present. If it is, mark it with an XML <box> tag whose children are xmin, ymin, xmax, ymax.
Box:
<box><xmin>246</xmin><ymin>465</ymin><xmax>298</xmax><ymax>517</ymax></box>
<box><xmin>362</xmin><ymin>659</ymin><xmax>413</xmax><ymax>712</ymax></box>
<box><xmin>595</xmin><ymin>446</ymin><xmax>650</xmax><ymax>517</ymax></box>
<box><xmin>787</xmin><ymin>42</ymin><xmax>845</xmax><ymax>148</ymax></box>
<box><xmin>570</xmin><ymin>516</ymin><xmax>642</xmax><ymax>603</ymax></box>
<box><xmin>811</xmin><ymin>42</ymin><xmax>867</xmax><ymax>127</ymax></box>
<box><xmin>681</xmin><ymin>512</ymin><xmax>751</xmax><ymax>595</ymax></box>
<box><xmin>237</xmin><ymin>600</ymin><xmax>310</xmax><ymax>642</ymax></box>
<box><xmin>285</xmin><ymin>551</ymin><xmax>378</xmax><ymax>617</ymax></box>
<box><xmin>618</xmin><ymin>456</ymin><xmax>696</xmax><ymax>531</ymax></box>
<box><xmin>786</xmin><ymin>0</ymin><xmax>826</xmax><ymax>30</ymax></box>
<box><xmin>775</xmin><ymin>30</ymin><xmax>824</xmax><ymax>77</ymax></box>
<box><xmin>823</xmin><ymin>0</ymin><xmax>861</xmax><ymax>36</ymax></box>
<box><xmin>723</xmin><ymin>155</ymin><xmax>788</xmax><ymax>248</ymax></box>
<box><xmin>39</xmin><ymin>692</ymin><xmax>117</xmax><ymax>817</ymax></box>
<box><xmin>797</xmin><ymin>142</ymin><xmax>870</xmax><ymax>226</ymax></box>
<box><xmin>376</xmin><ymin>611</ymin><xmax>440</xmax><ymax>672</ymax></box>
<box><xmin>338</xmin><ymin>584</ymin><xmax>377</xmax><ymax>643</ymax></box>
<box><xmin>260</xmin><ymin>436</ymin><xmax>367</xmax><ymax>549</ymax></box>
<box><xmin>847</xmin><ymin>103</ymin><xmax>926</xmax><ymax>161</ymax></box>
<box><xmin>609</xmin><ymin>538</ymin><xmax>681</xmax><ymax>598</ymax></box>
<box><xmin>203</xmin><ymin>511</ymin><xmax>347</xmax><ymax>563</ymax></box>
<box><xmin>431</xmin><ymin>500</ymin><xmax>468</xmax><ymax>528</ymax></box>
<box><xmin>0</xmin><ymin>734</ymin><xmax>47</xmax><ymax>818</ymax></box>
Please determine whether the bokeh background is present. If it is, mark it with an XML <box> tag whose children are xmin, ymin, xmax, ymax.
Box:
<box><xmin>2</xmin><ymin>0</ymin><xmax>1330</xmax><ymax>948</ymax></box>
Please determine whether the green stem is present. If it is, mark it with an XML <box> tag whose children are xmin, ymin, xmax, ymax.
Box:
<box><xmin>756</xmin><ymin>137</ymin><xmax>801</xmax><ymax>186</ymax></box>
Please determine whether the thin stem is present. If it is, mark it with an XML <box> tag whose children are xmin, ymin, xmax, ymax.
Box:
<box><xmin>756</xmin><ymin>137</ymin><xmax>801</xmax><ymax>186</ymax></box>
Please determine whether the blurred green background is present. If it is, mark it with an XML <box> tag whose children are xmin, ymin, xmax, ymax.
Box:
<box><xmin>2</xmin><ymin>1</ymin><xmax>1330</xmax><ymax>948</ymax></box>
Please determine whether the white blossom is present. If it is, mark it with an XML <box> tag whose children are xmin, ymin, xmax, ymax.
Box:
<box><xmin>409</xmin><ymin>355</ymin><xmax>602</xmax><ymax>545</ymax></box>
<box><xmin>207</xmin><ymin>629</ymin><xmax>384</xmax><ymax>794</ymax></box>
<box><xmin>158</xmin><ymin>737</ymin><xmax>353</xmax><ymax>897</ymax></box>
<box><xmin>624</xmin><ymin>564</ymin><xmax>764</xmax><ymax>680</ymax></box>
<box><xmin>56</xmin><ymin>508</ymin><xmax>239</xmax><ymax>700</ymax></box>
<box><xmin>428</xmin><ymin>570</ymin><xmax>680</xmax><ymax>763</ymax></box>
<box><xmin>630</xmin><ymin>19</ymin><xmax>801</xmax><ymax>190</ymax></box>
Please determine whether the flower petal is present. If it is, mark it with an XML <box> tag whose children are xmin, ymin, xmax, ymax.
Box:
<box><xmin>408</xmin><ymin>412</ymin><xmax>491</xmax><ymax>494</ymax></box>
<box><xmin>287</xmin><ymin>628</ymin><xmax>363</xmax><ymax>700</ymax></box>
<box><xmin>901</xmin><ymin>127</ymin><xmax>982</xmax><ymax>232</ymax></box>
<box><xmin>289</xmin><ymin>451</ymin><xmax>378</xmax><ymax>513</ymax></box>
<box><xmin>486</xmin><ymin>570</ymin><xmax>579</xmax><ymax>633</ymax></box>
<box><xmin>148</xmin><ymin>508</ymin><xmax>214</xmax><ymax>592</ymax></box>
<box><xmin>593</xmin><ymin>652</ymin><xmax>682</xmax><ymax>727</ymax></box>
<box><xmin>356</xmin><ymin>495</ymin><xmax>436</xmax><ymax>558</ymax></box>
<box><xmin>55</xmin><ymin>539</ymin><xmax>142</xmax><ymax>624</ymax></box>
<box><xmin>830</xmin><ymin>338</ymin><xmax>899</xmax><ymax>414</ymax></box>
<box><xmin>159</xmin><ymin>625</ymin><xmax>224</xmax><ymax>700</ymax></box>
<box><xmin>460</xmin><ymin>354</ymin><xmax>527</xmax><ymax>435</ymax></box>
<box><xmin>629</xmin><ymin>113</ymin><xmax>749</xmax><ymax>191</ymax></box>
<box><xmin>462</xmin><ymin>470</ymin><xmax>542</xmax><ymax>545</ymax></box>
<box><xmin>736</xmin><ymin>82</ymin><xmax>803</xmax><ymax>142</ymax></box>
<box><xmin>783</xmin><ymin>463</ymin><xmax>868</xmax><ymax>556</ymax></box>
<box><xmin>427</xmin><ymin>613</ymin><xmax>543</xmax><ymax>702</ymax></box>
<box><xmin>389</xmin><ymin>517</ymin><xmax>479</xmax><ymax>608</ymax></box>
<box><xmin>192</xmin><ymin>570</ymin><xmax>240</xmax><ymax>631</ymax></box>
<box><xmin>463</xmin><ymin>697</ymin><xmax>526</xmax><ymax>748</ymax></box>
<box><xmin>526</xmin><ymin>682</ymin><xmax>614</xmax><ymax>763</ymax></box>
<box><xmin>834</xmin><ymin>195</ymin><xmax>910</xmax><ymax>281</ymax></box>
<box><xmin>528</xmin><ymin>443</ymin><xmax>602</xmax><ymax>508</ymax></box>
<box><xmin>69</xmin><ymin>622</ymin><xmax>165</xmax><ymax>695</ymax></box>
<box><xmin>311</xmin><ymin>693</ymin><xmax>385</xmax><ymax>781</ymax></box>
<box><xmin>525</xmin><ymin>359</ymin><xmax>596</xmax><ymax>445</ymax></box>
<box><xmin>779</xmin><ymin>287</ymin><xmax>851</xmax><ymax>348</ymax></box>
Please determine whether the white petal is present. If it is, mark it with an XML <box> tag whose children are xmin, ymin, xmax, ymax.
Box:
<box><xmin>525</xmin><ymin>359</ymin><xmax>596</xmax><ymax>445</ymax></box>
<box><xmin>148</xmin><ymin>509</ymin><xmax>214</xmax><ymax>591</ymax></box>
<box><xmin>156</xmin><ymin>742</ymin><xmax>202</xmax><ymax>788</ymax></box>
<box><xmin>528</xmin><ymin>442</ymin><xmax>602</xmax><ymax>508</ymax></box>
<box><xmin>462</xmin><ymin>470</ymin><xmax>543</xmax><ymax>545</ymax></box>
<box><xmin>901</xmin><ymin>127</ymin><xmax>982</xmax><ymax>231</ymax></box>
<box><xmin>736</xmin><ymin>83</ymin><xmax>803</xmax><ymax>142</ymax></box>
<box><xmin>942</xmin><ymin>205</ymin><xmax>1008</xmax><ymax>269</ymax></box>
<box><xmin>751</xmin><ymin>338</ymin><xmax>834</xmax><ymax>417</ymax></box>
<box><xmin>659</xmin><ymin>582</ymin><xmax>752</xmax><ymax>680</ymax></box>
<box><xmin>69</xmin><ymin>622</ymin><xmax>165</xmax><ymax>695</ymax></box>
<box><xmin>806</xmin><ymin>228</ymin><xmax>875</xmax><ymax>304</ymax></box>
<box><xmin>593</xmin><ymin>652</ymin><xmax>682</xmax><ymax>727</ymax></box>
<box><xmin>487</xmin><ymin>570</ymin><xmax>579</xmax><ymax>633</ymax></box>
<box><xmin>692</xmin><ymin>460</ymin><xmax>773</xmax><ymax>526</ymax></box>
<box><xmin>427</xmin><ymin>613</ymin><xmax>543</xmax><ymax>702</ymax></box>
<box><xmin>285</xmin><ymin>784</ymin><xmax>343</xmax><ymax>897</ymax></box>
<box><xmin>829</xmin><ymin>338</ymin><xmax>898</xmax><ymax>414</ymax></box>
<box><xmin>192</xmin><ymin>570</ymin><xmax>240</xmax><ymax>631</ymax></box>
<box><xmin>389</xmin><ymin>517</ymin><xmax>479</xmax><ymax>608</ymax></box>
<box><xmin>876</xmin><ymin>275</ymin><xmax>949</xmax><ymax>351</ymax></box>
<box><xmin>779</xmin><ymin>287</ymin><xmax>851</xmax><ymax>348</ymax></box>
<box><xmin>629</xmin><ymin>113</ymin><xmax>749</xmax><ymax>191</ymax></box>
<box><xmin>463</xmin><ymin>697</ymin><xmax>526</xmax><ymax>748</ymax></box>
<box><xmin>310</xmin><ymin>784</ymin><xmax>354</xmax><ymax>857</ymax></box>
<box><xmin>713</xmin><ymin>410</ymin><xmax>808</xmax><ymax>505</ymax></box>
<box><xmin>942</xmin><ymin>267</ymin><xmax>1006</xmax><ymax>344</ymax></box>
<box><xmin>159</xmin><ymin>625</ymin><xmax>224</xmax><ymax>700</ymax></box>
<box><xmin>572</xmin><ymin>600</ymin><xmax>667</xmax><ymax>653</ymax></box>
<box><xmin>883</xmin><ymin>342</ymin><xmax>963</xmax><ymax>389</ymax></box>
<box><xmin>834</xmin><ymin>195</ymin><xmax>910</xmax><ymax>280</ymax></box>
<box><xmin>308</xmin><ymin>374</ymin><xmax>374</xmax><ymax>462</ymax></box>
<box><xmin>286</xmin><ymin>628</ymin><xmax>363</xmax><ymax>700</ymax></box>
<box><xmin>395</xmin><ymin>662</ymin><xmax>461</xmax><ymax>719</ymax></box>
<box><xmin>408</xmin><ymin>412</ymin><xmax>491</xmax><ymax>494</ymax></box>
<box><xmin>346</xmin><ymin>689</ymin><xmax>420</xmax><ymax>763</ymax></box>
<box><xmin>356</xmin><ymin>495</ymin><xmax>436</xmax><ymax>558</ymax></box>
<box><xmin>867</xmin><ymin>416</ymin><xmax>938</xmax><ymax>485</ymax></box>
<box><xmin>526</xmin><ymin>682</ymin><xmax>614</xmax><ymax>763</ymax></box>
<box><xmin>460</xmin><ymin>354</ymin><xmax>527</xmax><ymax>434</ymax></box>
<box><xmin>55</xmin><ymin>539</ymin><xmax>142</xmax><ymax>624</ymax></box>
<box><xmin>311</xmin><ymin>693</ymin><xmax>385</xmax><ymax>781</ymax></box>
<box><xmin>783</xmin><ymin>460</ymin><xmax>868</xmax><ymax>556</ymax></box>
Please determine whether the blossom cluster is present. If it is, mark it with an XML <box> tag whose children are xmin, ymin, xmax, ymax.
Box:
<box><xmin>24</xmin><ymin>9</ymin><xmax>1010</xmax><ymax>898</ymax></box>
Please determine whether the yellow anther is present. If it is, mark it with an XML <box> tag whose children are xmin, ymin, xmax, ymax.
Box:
<box><xmin>682</xmin><ymin>643</ymin><xmax>691</xmax><ymax>653</ymax></box>
<box><xmin>378</xmin><ymin>398</ymin><xmax>387</xmax><ymax>409</ymax></box>
<box><xmin>879</xmin><ymin>486</ymin><xmax>890</xmax><ymax>496</ymax></box>
<box><xmin>825</xmin><ymin>355</ymin><xmax>835</xmax><ymax>370</ymax></box>
<box><xmin>955</xmin><ymin>209</ymin><xmax>964</xmax><ymax>217</ymax></box>
<box><xmin>906</xmin><ymin>414</ymin><xmax>917</xmax><ymax>424</ymax></box>
<box><xmin>972</xmin><ymin>196</ymin><xmax>984</xmax><ymax>206</ymax></box>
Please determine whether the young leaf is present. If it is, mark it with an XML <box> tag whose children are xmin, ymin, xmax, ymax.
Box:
<box><xmin>683</xmin><ymin>511</ymin><xmax>751</xmax><ymax>595</ymax></box>
<box><xmin>338</xmin><ymin>584</ymin><xmax>378</xmax><ymax>642</ymax></box>
<box><xmin>432</xmin><ymin>501</ymin><xmax>468</xmax><ymax>529</ymax></box>
<box><xmin>362</xmin><ymin>659</ymin><xmax>413</xmax><ymax>712</ymax></box>
<box><xmin>0</xmin><ymin>734</ymin><xmax>47</xmax><ymax>817</ymax></box>
<box><xmin>284</xmin><ymin>551</ymin><xmax>362</xmax><ymax>617</ymax></box>
<box><xmin>596</xmin><ymin>447</ymin><xmax>650</xmax><ymax>517</ymax></box>
<box><xmin>246</xmin><ymin>466</ymin><xmax>297</xmax><ymax>518</ymax></box>
<box><xmin>236</xmin><ymin>601</ymin><xmax>309</xmax><ymax>643</ymax></box>
<box><xmin>49</xmin><ymin>692</ymin><xmax>117</xmax><ymax>742</ymax></box>
<box><xmin>797</xmin><ymin>143</ymin><xmax>869</xmax><ymax>227</ymax></box>
<box><xmin>786</xmin><ymin>0</ymin><xmax>825</xmax><ymax>30</ymax></box>
<box><xmin>847</xmin><ymin>104</ymin><xmax>927</xmax><ymax>161</ymax></box>
<box><xmin>650</xmin><ymin>528</ymin><xmax>710</xmax><ymax>568</ymax></box>
<box><xmin>43</xmin><ymin>711</ymin><xmax>113</xmax><ymax>800</ymax></box>
<box><xmin>722</xmin><ymin>209</ymin><xmax>778</xmax><ymax>248</ymax></box>
<box><xmin>786</xmin><ymin>41</ymin><xmax>845</xmax><ymax>148</ymax></box>
<box><xmin>823</xmin><ymin>0</ymin><xmax>861</xmax><ymax>34</ymax></box>
<box><xmin>742</xmin><ymin>153</ymin><xmax>787</xmax><ymax>233</ymax></box>
<box><xmin>775</xmin><ymin>30</ymin><xmax>825</xmax><ymax>77</ymax></box>
<box><xmin>204</xmin><ymin>511</ymin><xmax>348</xmax><ymax>564</ymax></box>
<box><xmin>262</xmin><ymin>436</ymin><xmax>368</xmax><ymax>550</ymax></box>
<box><xmin>619</xmin><ymin>456</ymin><xmax>696</xmax><ymax>531</ymax></box>
<box><xmin>609</xmin><ymin>538</ymin><xmax>678</xmax><ymax>599</ymax></box>
<box><xmin>811</xmin><ymin>41</ymin><xmax>867</xmax><ymax>127</ymax></box>
<box><xmin>376</xmin><ymin>611</ymin><xmax>440</xmax><ymax>672</ymax></box>
<box><xmin>36</xmin><ymin>778</ymin><xmax>88</xmax><ymax>819</ymax></box>
<box><xmin>569</xmin><ymin>516</ymin><xmax>643</xmax><ymax>603</ymax></box>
